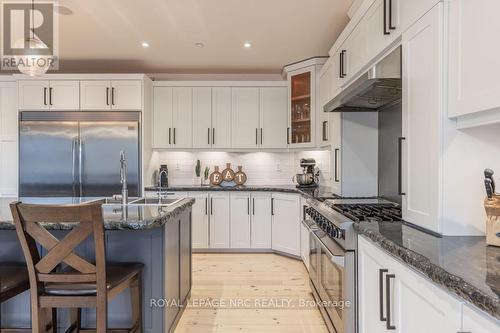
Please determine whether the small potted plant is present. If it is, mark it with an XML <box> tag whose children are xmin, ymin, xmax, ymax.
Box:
<box><xmin>194</xmin><ymin>160</ymin><xmax>201</xmax><ymax>185</ymax></box>
<box><xmin>203</xmin><ymin>166</ymin><xmax>210</xmax><ymax>186</ymax></box>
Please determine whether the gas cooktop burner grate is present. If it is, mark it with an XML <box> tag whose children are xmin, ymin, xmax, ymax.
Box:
<box><xmin>332</xmin><ymin>203</ymin><xmax>402</xmax><ymax>222</ymax></box>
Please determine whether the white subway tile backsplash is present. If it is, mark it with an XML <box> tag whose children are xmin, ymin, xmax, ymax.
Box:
<box><xmin>147</xmin><ymin>150</ymin><xmax>331</xmax><ymax>186</ymax></box>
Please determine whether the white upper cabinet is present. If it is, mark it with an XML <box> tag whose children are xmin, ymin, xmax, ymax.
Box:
<box><xmin>271</xmin><ymin>193</ymin><xmax>301</xmax><ymax>256</ymax></box>
<box><xmin>259</xmin><ymin>87</ymin><xmax>287</xmax><ymax>149</ymax></box>
<box><xmin>401</xmin><ymin>4</ymin><xmax>443</xmax><ymax>233</ymax></box>
<box><xmin>211</xmin><ymin>87</ymin><xmax>232</xmax><ymax>149</ymax></box>
<box><xmin>152</xmin><ymin>87</ymin><xmax>193</xmax><ymax>149</ymax></box>
<box><xmin>448</xmin><ymin>0</ymin><xmax>500</xmax><ymax>121</ymax></box>
<box><xmin>230</xmin><ymin>192</ymin><xmax>251</xmax><ymax>248</ymax></box>
<box><xmin>80</xmin><ymin>80</ymin><xmax>111</xmax><ymax>110</ymax></box>
<box><xmin>192</xmin><ymin>87</ymin><xmax>232</xmax><ymax>149</ymax></box>
<box><xmin>110</xmin><ymin>80</ymin><xmax>142</xmax><ymax>110</ymax></box>
<box><xmin>231</xmin><ymin>87</ymin><xmax>260</xmax><ymax>149</ymax></box>
<box><xmin>80</xmin><ymin>80</ymin><xmax>141</xmax><ymax>111</ymax></box>
<box><xmin>192</xmin><ymin>87</ymin><xmax>213</xmax><ymax>149</ymax></box>
<box><xmin>342</xmin><ymin>17</ymin><xmax>368</xmax><ymax>84</ymax></box>
<box><xmin>18</xmin><ymin>81</ymin><xmax>50</xmax><ymax>110</ymax></box>
<box><xmin>153</xmin><ymin>87</ymin><xmax>174</xmax><ymax>148</ymax></box>
<box><xmin>172</xmin><ymin>87</ymin><xmax>193</xmax><ymax>149</ymax></box>
<box><xmin>48</xmin><ymin>81</ymin><xmax>80</xmax><ymax>110</ymax></box>
<box><xmin>19</xmin><ymin>80</ymin><xmax>80</xmax><ymax>111</ymax></box>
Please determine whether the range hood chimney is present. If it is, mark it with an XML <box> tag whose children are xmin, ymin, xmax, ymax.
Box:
<box><xmin>324</xmin><ymin>47</ymin><xmax>402</xmax><ymax>112</ymax></box>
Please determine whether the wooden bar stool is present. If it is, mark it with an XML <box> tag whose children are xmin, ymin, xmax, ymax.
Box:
<box><xmin>10</xmin><ymin>201</ymin><xmax>143</xmax><ymax>333</ymax></box>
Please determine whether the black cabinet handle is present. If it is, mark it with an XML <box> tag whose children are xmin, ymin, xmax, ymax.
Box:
<box><xmin>255</xmin><ymin>128</ymin><xmax>258</xmax><ymax>145</ymax></box>
<box><xmin>43</xmin><ymin>87</ymin><xmax>47</xmax><ymax>105</ymax></box>
<box><xmin>379</xmin><ymin>269</ymin><xmax>388</xmax><ymax>322</ymax></box>
<box><xmin>49</xmin><ymin>87</ymin><xmax>53</xmax><ymax>105</ymax></box>
<box><xmin>205</xmin><ymin>197</ymin><xmax>208</xmax><ymax>215</ymax></box>
<box><xmin>383</xmin><ymin>0</ymin><xmax>390</xmax><ymax>35</ymax></box>
<box><xmin>398</xmin><ymin>137</ymin><xmax>405</xmax><ymax>195</ymax></box>
<box><xmin>386</xmin><ymin>274</ymin><xmax>396</xmax><ymax>330</ymax></box>
<box><xmin>168</xmin><ymin>128</ymin><xmax>171</xmax><ymax>145</ymax></box>
<box><xmin>247</xmin><ymin>197</ymin><xmax>250</xmax><ymax>215</ymax></box>
<box><xmin>389</xmin><ymin>0</ymin><xmax>396</xmax><ymax>30</ymax></box>
<box><xmin>111</xmin><ymin>87</ymin><xmax>115</xmax><ymax>105</ymax></box>
<box><xmin>339</xmin><ymin>51</ymin><xmax>343</xmax><ymax>79</ymax></box>
<box><xmin>208</xmin><ymin>128</ymin><xmax>211</xmax><ymax>145</ymax></box>
<box><xmin>106</xmin><ymin>87</ymin><xmax>110</xmax><ymax>105</ymax></box>
<box><xmin>212</xmin><ymin>128</ymin><xmax>215</xmax><ymax>146</ymax></box>
<box><xmin>334</xmin><ymin>148</ymin><xmax>340</xmax><ymax>182</ymax></box>
<box><xmin>210</xmin><ymin>197</ymin><xmax>213</xmax><ymax>215</ymax></box>
<box><xmin>340</xmin><ymin>50</ymin><xmax>347</xmax><ymax>78</ymax></box>
<box><xmin>322</xmin><ymin>121</ymin><xmax>328</xmax><ymax>141</ymax></box>
<box><xmin>252</xmin><ymin>198</ymin><xmax>255</xmax><ymax>215</ymax></box>
<box><xmin>260</xmin><ymin>128</ymin><xmax>263</xmax><ymax>145</ymax></box>
<box><xmin>173</xmin><ymin>128</ymin><xmax>176</xmax><ymax>144</ymax></box>
<box><xmin>287</xmin><ymin>127</ymin><xmax>290</xmax><ymax>145</ymax></box>
<box><xmin>271</xmin><ymin>198</ymin><xmax>274</xmax><ymax>216</ymax></box>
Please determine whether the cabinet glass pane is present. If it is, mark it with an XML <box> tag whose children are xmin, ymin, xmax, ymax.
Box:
<box><xmin>291</xmin><ymin>72</ymin><xmax>312</xmax><ymax>144</ymax></box>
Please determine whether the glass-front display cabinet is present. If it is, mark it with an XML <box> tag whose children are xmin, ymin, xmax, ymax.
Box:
<box><xmin>284</xmin><ymin>58</ymin><xmax>327</xmax><ymax>148</ymax></box>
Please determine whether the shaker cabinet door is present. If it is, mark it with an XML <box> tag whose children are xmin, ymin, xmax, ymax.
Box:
<box><xmin>251</xmin><ymin>193</ymin><xmax>272</xmax><ymax>249</ymax></box>
<box><xmin>271</xmin><ymin>194</ymin><xmax>300</xmax><ymax>256</ymax></box>
<box><xmin>209</xmin><ymin>193</ymin><xmax>230</xmax><ymax>248</ymax></box>
<box><xmin>190</xmin><ymin>192</ymin><xmax>209</xmax><ymax>249</ymax></box>
<box><xmin>172</xmin><ymin>87</ymin><xmax>193</xmax><ymax>149</ymax></box>
<box><xmin>80</xmin><ymin>80</ymin><xmax>111</xmax><ymax>110</ymax></box>
<box><xmin>401</xmin><ymin>4</ymin><xmax>443</xmax><ymax>233</ymax></box>
<box><xmin>110</xmin><ymin>80</ymin><xmax>142</xmax><ymax>110</ymax></box>
<box><xmin>211</xmin><ymin>87</ymin><xmax>232</xmax><ymax>149</ymax></box>
<box><xmin>153</xmin><ymin>87</ymin><xmax>174</xmax><ymax>148</ymax></box>
<box><xmin>49</xmin><ymin>81</ymin><xmax>80</xmax><ymax>111</ymax></box>
<box><xmin>231</xmin><ymin>88</ymin><xmax>259</xmax><ymax>149</ymax></box>
<box><xmin>448</xmin><ymin>0</ymin><xmax>500</xmax><ymax>118</ymax></box>
<box><xmin>259</xmin><ymin>87</ymin><xmax>287</xmax><ymax>149</ymax></box>
<box><xmin>18</xmin><ymin>80</ymin><xmax>49</xmax><ymax>110</ymax></box>
<box><xmin>230</xmin><ymin>193</ymin><xmax>251</xmax><ymax>248</ymax></box>
<box><xmin>192</xmin><ymin>87</ymin><xmax>212</xmax><ymax>149</ymax></box>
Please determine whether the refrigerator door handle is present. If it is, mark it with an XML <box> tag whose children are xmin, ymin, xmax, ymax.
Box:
<box><xmin>72</xmin><ymin>138</ymin><xmax>77</xmax><ymax>197</ymax></box>
<box><xmin>78</xmin><ymin>138</ymin><xmax>83</xmax><ymax>197</ymax></box>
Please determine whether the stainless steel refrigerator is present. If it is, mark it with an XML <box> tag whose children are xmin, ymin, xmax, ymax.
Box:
<box><xmin>19</xmin><ymin>111</ymin><xmax>141</xmax><ymax>197</ymax></box>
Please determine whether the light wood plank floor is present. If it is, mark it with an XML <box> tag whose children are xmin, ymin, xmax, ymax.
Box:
<box><xmin>175</xmin><ymin>253</ymin><xmax>328</xmax><ymax>333</ymax></box>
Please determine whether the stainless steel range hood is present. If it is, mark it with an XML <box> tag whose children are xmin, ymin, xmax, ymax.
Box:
<box><xmin>324</xmin><ymin>47</ymin><xmax>402</xmax><ymax>112</ymax></box>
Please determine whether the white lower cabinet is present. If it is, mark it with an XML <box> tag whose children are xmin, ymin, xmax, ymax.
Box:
<box><xmin>230</xmin><ymin>192</ymin><xmax>251</xmax><ymax>248</ymax></box>
<box><xmin>250</xmin><ymin>193</ymin><xmax>272</xmax><ymax>249</ymax></box>
<box><xmin>190</xmin><ymin>192</ymin><xmax>210</xmax><ymax>249</ymax></box>
<box><xmin>300</xmin><ymin>198</ymin><xmax>309</xmax><ymax>270</ymax></box>
<box><xmin>462</xmin><ymin>303</ymin><xmax>500</xmax><ymax>333</ymax></box>
<box><xmin>208</xmin><ymin>192</ymin><xmax>230</xmax><ymax>249</ymax></box>
<box><xmin>358</xmin><ymin>236</ymin><xmax>497</xmax><ymax>333</ymax></box>
<box><xmin>271</xmin><ymin>193</ymin><xmax>301</xmax><ymax>256</ymax></box>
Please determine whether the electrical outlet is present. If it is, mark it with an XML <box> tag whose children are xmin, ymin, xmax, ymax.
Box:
<box><xmin>176</xmin><ymin>163</ymin><xmax>180</xmax><ymax>171</ymax></box>
<box><xmin>276</xmin><ymin>162</ymin><xmax>281</xmax><ymax>172</ymax></box>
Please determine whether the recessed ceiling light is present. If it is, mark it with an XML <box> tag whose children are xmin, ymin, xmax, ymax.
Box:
<box><xmin>141</xmin><ymin>42</ymin><xmax>150</xmax><ymax>48</ymax></box>
<box><xmin>243</xmin><ymin>42</ymin><xmax>252</xmax><ymax>48</ymax></box>
<box><xmin>195</xmin><ymin>42</ymin><xmax>205</xmax><ymax>48</ymax></box>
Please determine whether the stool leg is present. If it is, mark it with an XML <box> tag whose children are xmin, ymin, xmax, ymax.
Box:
<box><xmin>130</xmin><ymin>275</ymin><xmax>142</xmax><ymax>333</ymax></box>
<box><xmin>50</xmin><ymin>308</ymin><xmax>57</xmax><ymax>333</ymax></box>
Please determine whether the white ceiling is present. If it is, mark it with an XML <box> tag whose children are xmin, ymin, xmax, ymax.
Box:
<box><xmin>55</xmin><ymin>0</ymin><xmax>353</xmax><ymax>74</ymax></box>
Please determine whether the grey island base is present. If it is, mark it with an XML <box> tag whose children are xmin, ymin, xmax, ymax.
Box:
<box><xmin>0</xmin><ymin>197</ymin><xmax>194</xmax><ymax>333</ymax></box>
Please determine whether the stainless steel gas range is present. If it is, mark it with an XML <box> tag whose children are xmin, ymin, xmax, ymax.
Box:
<box><xmin>303</xmin><ymin>198</ymin><xmax>402</xmax><ymax>333</ymax></box>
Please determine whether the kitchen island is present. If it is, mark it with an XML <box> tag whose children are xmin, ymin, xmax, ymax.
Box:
<box><xmin>0</xmin><ymin>196</ymin><xmax>194</xmax><ymax>333</ymax></box>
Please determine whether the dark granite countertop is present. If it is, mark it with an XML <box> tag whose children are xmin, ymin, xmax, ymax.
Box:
<box><xmin>0</xmin><ymin>197</ymin><xmax>195</xmax><ymax>231</ymax></box>
<box><xmin>354</xmin><ymin>220</ymin><xmax>500</xmax><ymax>319</ymax></box>
<box><xmin>144</xmin><ymin>185</ymin><xmax>340</xmax><ymax>201</ymax></box>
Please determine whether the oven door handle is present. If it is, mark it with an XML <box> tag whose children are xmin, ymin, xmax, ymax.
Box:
<box><xmin>309</xmin><ymin>228</ymin><xmax>346</xmax><ymax>265</ymax></box>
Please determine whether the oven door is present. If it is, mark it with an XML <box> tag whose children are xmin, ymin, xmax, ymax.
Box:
<box><xmin>314</xmin><ymin>232</ymin><xmax>356</xmax><ymax>333</ymax></box>
<box><xmin>302</xmin><ymin>219</ymin><xmax>320</xmax><ymax>289</ymax></box>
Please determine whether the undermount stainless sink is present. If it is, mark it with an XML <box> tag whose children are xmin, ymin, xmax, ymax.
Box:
<box><xmin>100</xmin><ymin>196</ymin><xmax>183</xmax><ymax>206</ymax></box>
<box><xmin>129</xmin><ymin>197</ymin><xmax>183</xmax><ymax>206</ymax></box>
